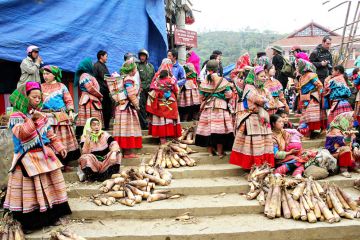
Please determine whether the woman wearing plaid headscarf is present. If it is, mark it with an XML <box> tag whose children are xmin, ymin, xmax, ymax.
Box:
<box><xmin>296</xmin><ymin>59</ymin><xmax>327</xmax><ymax>139</ymax></box>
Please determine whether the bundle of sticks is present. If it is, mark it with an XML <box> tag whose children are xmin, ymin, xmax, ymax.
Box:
<box><xmin>92</xmin><ymin>166</ymin><xmax>180</xmax><ymax>207</ymax></box>
<box><xmin>178</xmin><ymin>126</ymin><xmax>196</xmax><ymax>144</ymax></box>
<box><xmin>0</xmin><ymin>214</ymin><xmax>25</xmax><ymax>240</ymax></box>
<box><xmin>148</xmin><ymin>141</ymin><xmax>197</xmax><ymax>168</ymax></box>
<box><xmin>247</xmin><ymin>164</ymin><xmax>360</xmax><ymax>223</ymax></box>
<box><xmin>50</xmin><ymin>229</ymin><xmax>86</xmax><ymax>240</ymax></box>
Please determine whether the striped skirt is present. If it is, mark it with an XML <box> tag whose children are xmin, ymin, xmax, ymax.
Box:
<box><xmin>148</xmin><ymin>115</ymin><xmax>182</xmax><ymax>138</ymax></box>
<box><xmin>113</xmin><ymin>107</ymin><xmax>142</xmax><ymax>149</ymax></box>
<box><xmin>52</xmin><ymin>125</ymin><xmax>80</xmax><ymax>163</ymax></box>
<box><xmin>178</xmin><ymin>88</ymin><xmax>200</xmax><ymax>107</ymax></box>
<box><xmin>79</xmin><ymin>152</ymin><xmax>122</xmax><ymax>174</ymax></box>
<box><xmin>76</xmin><ymin>101</ymin><xmax>103</xmax><ymax>127</ymax></box>
<box><xmin>230</xmin><ymin>132</ymin><xmax>274</xmax><ymax>170</ymax></box>
<box><xmin>4</xmin><ymin>166</ymin><xmax>68</xmax><ymax>213</ymax></box>
<box><xmin>195</xmin><ymin>108</ymin><xmax>234</xmax><ymax>147</ymax></box>
<box><xmin>300</xmin><ymin>99</ymin><xmax>327</xmax><ymax>131</ymax></box>
<box><xmin>328</xmin><ymin>100</ymin><xmax>353</xmax><ymax>125</ymax></box>
<box><xmin>355</xmin><ymin>100</ymin><xmax>360</xmax><ymax>123</ymax></box>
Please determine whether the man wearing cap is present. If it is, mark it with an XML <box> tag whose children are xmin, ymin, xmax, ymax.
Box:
<box><xmin>18</xmin><ymin>45</ymin><xmax>42</xmax><ymax>87</ymax></box>
<box><xmin>271</xmin><ymin>45</ymin><xmax>288</xmax><ymax>89</ymax></box>
<box><xmin>136</xmin><ymin>49</ymin><xmax>155</xmax><ymax>129</ymax></box>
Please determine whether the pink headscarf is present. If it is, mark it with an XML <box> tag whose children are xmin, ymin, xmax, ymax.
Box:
<box><xmin>295</xmin><ymin>52</ymin><xmax>309</xmax><ymax>62</ymax></box>
<box><xmin>25</xmin><ymin>81</ymin><xmax>41</xmax><ymax>93</ymax></box>
<box><xmin>186</xmin><ymin>51</ymin><xmax>200</xmax><ymax>75</ymax></box>
<box><xmin>254</xmin><ymin>65</ymin><xmax>264</xmax><ymax>75</ymax></box>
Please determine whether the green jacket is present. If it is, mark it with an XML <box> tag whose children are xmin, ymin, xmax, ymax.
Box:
<box><xmin>136</xmin><ymin>62</ymin><xmax>155</xmax><ymax>91</ymax></box>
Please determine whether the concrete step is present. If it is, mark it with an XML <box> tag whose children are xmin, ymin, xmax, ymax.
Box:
<box><xmin>68</xmin><ymin>152</ymin><xmax>230</xmax><ymax>168</ymax></box>
<box><xmin>66</xmin><ymin>193</ymin><xmax>262</xmax><ymax>220</ymax></box>
<box><xmin>27</xmin><ymin>213</ymin><xmax>360</xmax><ymax>240</ymax></box>
<box><xmin>289</xmin><ymin>117</ymin><xmax>299</xmax><ymax>124</ymax></box>
<box><xmin>136</xmin><ymin>143</ymin><xmax>207</xmax><ymax>154</ymax></box>
<box><xmin>302</xmin><ymin>139</ymin><xmax>325</xmax><ymax>149</ymax></box>
<box><xmin>63</xmin><ymin>163</ymin><xmax>241</xmax><ymax>182</ymax></box>
<box><xmin>66</xmin><ymin>177</ymin><xmax>248</xmax><ymax>198</ymax></box>
<box><xmin>66</xmin><ymin>174</ymin><xmax>360</xmax><ymax>198</ymax></box>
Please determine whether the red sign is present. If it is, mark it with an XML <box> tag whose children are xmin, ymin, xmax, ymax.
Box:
<box><xmin>174</xmin><ymin>28</ymin><xmax>198</xmax><ymax>48</ymax></box>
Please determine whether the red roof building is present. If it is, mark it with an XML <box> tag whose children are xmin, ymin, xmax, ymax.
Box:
<box><xmin>270</xmin><ymin>22</ymin><xmax>359</xmax><ymax>68</ymax></box>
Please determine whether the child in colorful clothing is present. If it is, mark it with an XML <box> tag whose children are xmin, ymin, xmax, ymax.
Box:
<box><xmin>325</xmin><ymin>111</ymin><xmax>356</xmax><ymax>178</ymax></box>
<box><xmin>146</xmin><ymin>59</ymin><xmax>182</xmax><ymax>144</ymax></box>
<box><xmin>276</xmin><ymin>109</ymin><xmax>294</xmax><ymax>129</ymax></box>
<box><xmin>178</xmin><ymin>62</ymin><xmax>200</xmax><ymax>121</ymax></box>
<box><xmin>296</xmin><ymin>59</ymin><xmax>326</xmax><ymax>138</ymax></box>
<box><xmin>270</xmin><ymin>114</ymin><xmax>305</xmax><ymax>178</ymax></box>
<box><xmin>78</xmin><ymin>117</ymin><xmax>121</xmax><ymax>181</ymax></box>
<box><xmin>195</xmin><ymin>60</ymin><xmax>234</xmax><ymax>158</ymax></box>
<box><xmin>324</xmin><ymin>65</ymin><xmax>352</xmax><ymax>125</ymax></box>
<box><xmin>41</xmin><ymin>65</ymin><xmax>80</xmax><ymax>170</ymax></box>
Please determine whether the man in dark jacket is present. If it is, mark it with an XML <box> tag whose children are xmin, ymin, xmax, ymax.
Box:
<box><xmin>309</xmin><ymin>36</ymin><xmax>333</xmax><ymax>83</ymax></box>
<box><xmin>93</xmin><ymin>50</ymin><xmax>112</xmax><ymax>130</ymax></box>
<box><xmin>271</xmin><ymin>45</ymin><xmax>288</xmax><ymax>89</ymax></box>
<box><xmin>136</xmin><ymin>49</ymin><xmax>155</xmax><ymax>130</ymax></box>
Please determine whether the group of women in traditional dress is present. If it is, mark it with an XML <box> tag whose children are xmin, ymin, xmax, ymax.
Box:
<box><xmin>4</xmin><ymin>50</ymin><xmax>359</xmax><ymax>231</ymax></box>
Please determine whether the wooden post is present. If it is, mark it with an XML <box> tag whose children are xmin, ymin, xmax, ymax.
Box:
<box><xmin>344</xmin><ymin>1</ymin><xmax>360</xmax><ymax>65</ymax></box>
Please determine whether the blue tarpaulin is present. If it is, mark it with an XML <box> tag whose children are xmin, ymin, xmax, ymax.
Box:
<box><xmin>0</xmin><ymin>0</ymin><xmax>168</xmax><ymax>73</ymax></box>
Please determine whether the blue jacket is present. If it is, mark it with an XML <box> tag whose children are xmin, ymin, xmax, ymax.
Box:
<box><xmin>172</xmin><ymin>61</ymin><xmax>186</xmax><ymax>87</ymax></box>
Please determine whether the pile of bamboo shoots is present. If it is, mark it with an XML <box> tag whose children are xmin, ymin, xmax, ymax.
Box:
<box><xmin>92</xmin><ymin>166</ymin><xmax>179</xmax><ymax>207</ymax></box>
<box><xmin>0</xmin><ymin>214</ymin><xmax>25</xmax><ymax>240</ymax></box>
<box><xmin>178</xmin><ymin>126</ymin><xmax>196</xmax><ymax>144</ymax></box>
<box><xmin>148</xmin><ymin>141</ymin><xmax>197</xmax><ymax>169</ymax></box>
<box><xmin>247</xmin><ymin>164</ymin><xmax>360</xmax><ymax>223</ymax></box>
<box><xmin>50</xmin><ymin>229</ymin><xmax>86</xmax><ymax>240</ymax></box>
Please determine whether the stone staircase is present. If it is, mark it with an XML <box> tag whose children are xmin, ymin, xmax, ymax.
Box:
<box><xmin>27</xmin><ymin>114</ymin><xmax>360</xmax><ymax>240</ymax></box>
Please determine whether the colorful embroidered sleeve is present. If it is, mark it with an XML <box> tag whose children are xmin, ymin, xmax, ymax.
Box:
<box><xmin>47</xmin><ymin>126</ymin><xmax>66</xmax><ymax>153</ymax></box>
<box><xmin>81</xmin><ymin>75</ymin><xmax>103</xmax><ymax>99</ymax></box>
<box><xmin>313</xmin><ymin>77</ymin><xmax>323</xmax><ymax>93</ymax></box>
<box><xmin>124</xmin><ymin>78</ymin><xmax>139</xmax><ymax>108</ymax></box>
<box><xmin>61</xmin><ymin>83</ymin><xmax>74</xmax><ymax>111</ymax></box>
<box><xmin>11</xmin><ymin>116</ymin><xmax>38</xmax><ymax>141</ymax></box>
<box><xmin>273</xmin><ymin>144</ymin><xmax>287</xmax><ymax>160</ymax></box>
<box><xmin>244</xmin><ymin>85</ymin><xmax>266</xmax><ymax>106</ymax></box>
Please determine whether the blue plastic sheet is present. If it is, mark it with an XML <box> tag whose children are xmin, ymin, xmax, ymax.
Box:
<box><xmin>0</xmin><ymin>0</ymin><xmax>168</xmax><ymax>73</ymax></box>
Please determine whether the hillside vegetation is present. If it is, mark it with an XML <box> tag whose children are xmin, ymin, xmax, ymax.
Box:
<box><xmin>195</xmin><ymin>30</ymin><xmax>286</xmax><ymax>67</ymax></box>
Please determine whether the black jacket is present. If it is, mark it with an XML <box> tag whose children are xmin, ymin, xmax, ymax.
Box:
<box><xmin>309</xmin><ymin>44</ymin><xmax>333</xmax><ymax>81</ymax></box>
<box><xmin>272</xmin><ymin>54</ymin><xmax>288</xmax><ymax>88</ymax></box>
<box><xmin>93</xmin><ymin>61</ymin><xmax>110</xmax><ymax>93</ymax></box>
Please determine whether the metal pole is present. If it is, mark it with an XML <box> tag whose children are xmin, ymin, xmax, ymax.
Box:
<box><xmin>176</xmin><ymin>0</ymin><xmax>186</xmax><ymax>64</ymax></box>
<box><xmin>348</xmin><ymin>1</ymin><xmax>360</xmax><ymax>61</ymax></box>
<box><xmin>344</xmin><ymin>1</ymin><xmax>360</xmax><ymax>65</ymax></box>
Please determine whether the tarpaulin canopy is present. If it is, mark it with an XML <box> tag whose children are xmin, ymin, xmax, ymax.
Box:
<box><xmin>0</xmin><ymin>0</ymin><xmax>168</xmax><ymax>73</ymax></box>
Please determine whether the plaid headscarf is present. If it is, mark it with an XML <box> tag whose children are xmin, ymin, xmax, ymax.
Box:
<box><xmin>41</xmin><ymin>65</ymin><xmax>62</xmax><ymax>82</ymax></box>
<box><xmin>9</xmin><ymin>82</ymin><xmax>42</xmax><ymax>114</ymax></box>
<box><xmin>244</xmin><ymin>66</ymin><xmax>265</xmax><ymax>89</ymax></box>
<box><xmin>74</xmin><ymin>57</ymin><xmax>94</xmax><ymax>86</ymax></box>
<box><xmin>296</xmin><ymin>59</ymin><xmax>316</xmax><ymax>75</ymax></box>
<box><xmin>120</xmin><ymin>60</ymin><xmax>137</xmax><ymax>75</ymax></box>
<box><xmin>329</xmin><ymin>111</ymin><xmax>354</xmax><ymax>132</ymax></box>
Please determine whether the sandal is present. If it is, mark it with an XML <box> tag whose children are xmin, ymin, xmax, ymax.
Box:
<box><xmin>341</xmin><ymin>171</ymin><xmax>352</xmax><ymax>178</ymax></box>
<box><xmin>218</xmin><ymin>152</ymin><xmax>226</xmax><ymax>159</ymax></box>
